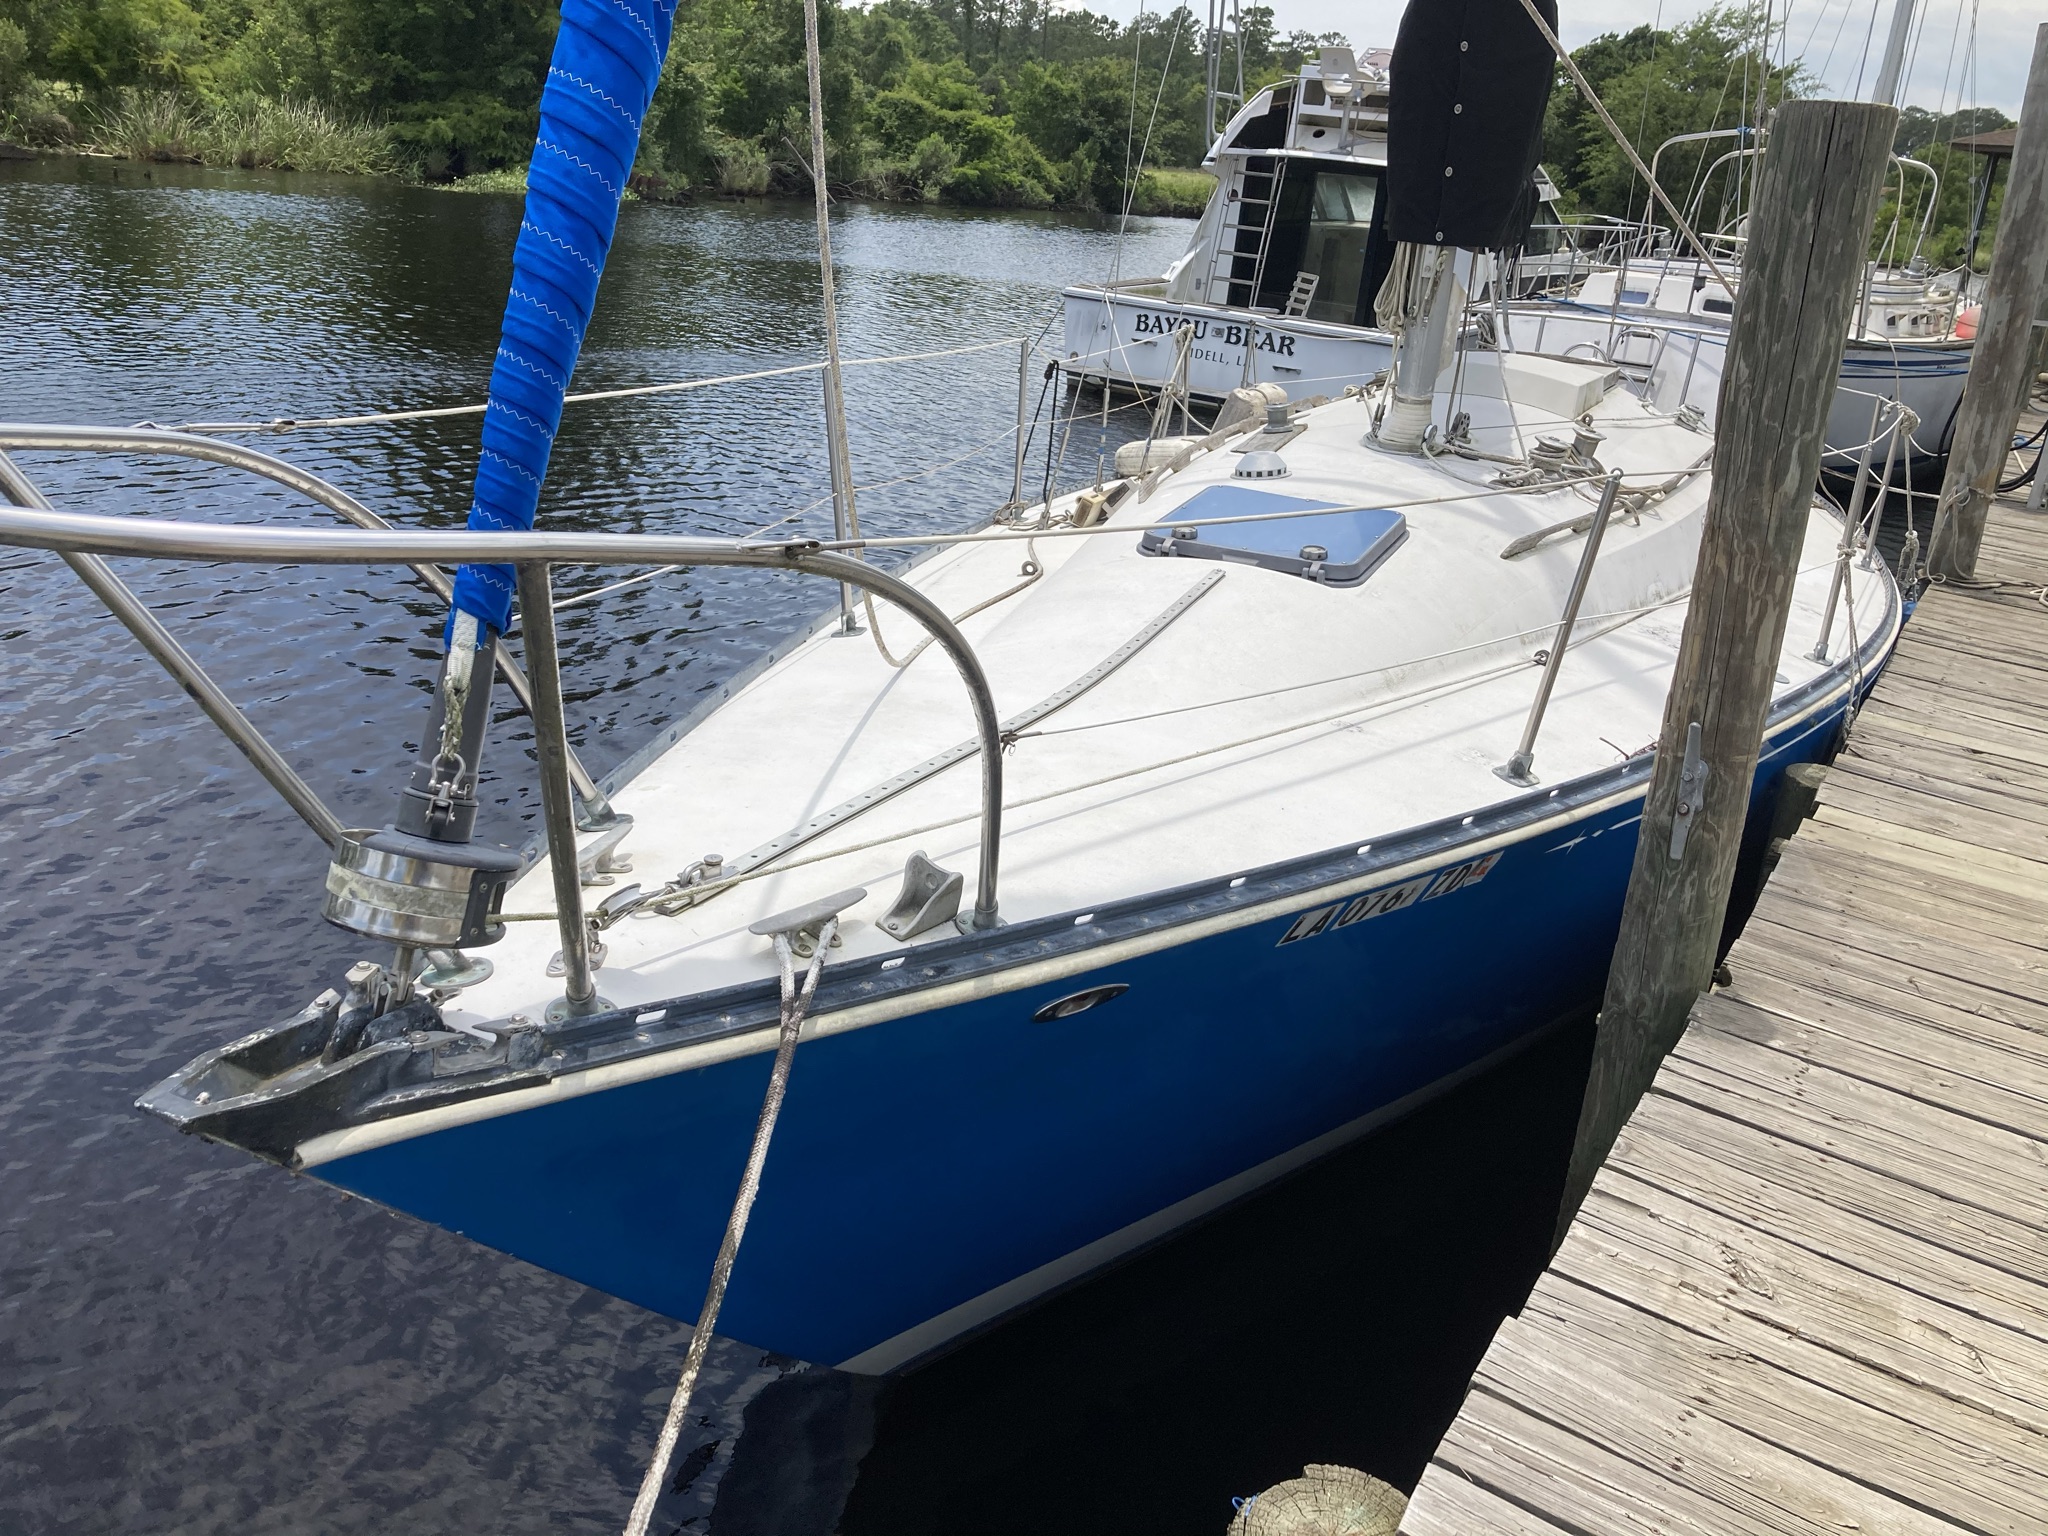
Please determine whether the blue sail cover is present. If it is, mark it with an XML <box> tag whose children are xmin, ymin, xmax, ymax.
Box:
<box><xmin>449</xmin><ymin>0</ymin><xmax>679</xmax><ymax>636</ymax></box>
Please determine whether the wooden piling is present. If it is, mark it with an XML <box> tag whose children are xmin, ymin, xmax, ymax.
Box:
<box><xmin>1557</xmin><ymin>101</ymin><xmax>1898</xmax><ymax>1240</ymax></box>
<box><xmin>1929</xmin><ymin>24</ymin><xmax>2048</xmax><ymax>579</ymax></box>
<box><xmin>1399</xmin><ymin>450</ymin><xmax>2048</xmax><ymax>1536</ymax></box>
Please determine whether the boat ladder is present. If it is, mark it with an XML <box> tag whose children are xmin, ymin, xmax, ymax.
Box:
<box><xmin>1213</xmin><ymin>154</ymin><xmax>1289</xmax><ymax>310</ymax></box>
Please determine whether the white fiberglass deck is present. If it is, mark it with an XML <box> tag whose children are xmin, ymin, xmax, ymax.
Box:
<box><xmin>442</xmin><ymin>369</ymin><xmax>1892</xmax><ymax>1034</ymax></box>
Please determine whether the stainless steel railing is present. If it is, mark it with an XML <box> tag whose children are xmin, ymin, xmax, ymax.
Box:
<box><xmin>0</xmin><ymin>424</ymin><xmax>616</xmax><ymax>822</ymax></box>
<box><xmin>0</xmin><ymin>448</ymin><xmax>350</xmax><ymax>848</ymax></box>
<box><xmin>0</xmin><ymin>439</ymin><xmax>1008</xmax><ymax>1000</ymax></box>
<box><xmin>1495</xmin><ymin>469</ymin><xmax>1625</xmax><ymax>788</ymax></box>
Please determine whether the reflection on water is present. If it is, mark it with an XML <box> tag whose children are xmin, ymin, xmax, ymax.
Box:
<box><xmin>0</xmin><ymin>156</ymin><xmax>1190</xmax><ymax>1535</ymax></box>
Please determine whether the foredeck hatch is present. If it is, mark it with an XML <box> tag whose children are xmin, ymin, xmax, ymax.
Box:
<box><xmin>1138</xmin><ymin>485</ymin><xmax>1408</xmax><ymax>587</ymax></box>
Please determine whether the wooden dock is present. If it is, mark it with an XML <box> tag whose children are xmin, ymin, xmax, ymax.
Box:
<box><xmin>1399</xmin><ymin>484</ymin><xmax>2048</xmax><ymax>1535</ymax></box>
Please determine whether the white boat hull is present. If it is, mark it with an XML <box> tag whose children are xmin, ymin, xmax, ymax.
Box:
<box><xmin>1063</xmin><ymin>279</ymin><xmax>1973</xmax><ymax>475</ymax></box>
<box><xmin>1061</xmin><ymin>284</ymin><xmax>1394</xmax><ymax>404</ymax></box>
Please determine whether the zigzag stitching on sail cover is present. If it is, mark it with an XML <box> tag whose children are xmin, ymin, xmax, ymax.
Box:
<box><xmin>508</xmin><ymin>286</ymin><xmax>582</xmax><ymax>338</ymax></box>
<box><xmin>462</xmin><ymin>561</ymin><xmax>517</xmax><ymax>599</ymax></box>
<box><xmin>591</xmin><ymin>0</ymin><xmax>664</xmax><ymax>69</ymax></box>
<box><xmin>478</xmin><ymin>448</ymin><xmax>544</xmax><ymax>490</ymax></box>
<box><xmin>520</xmin><ymin>218</ymin><xmax>601</xmax><ymax>275</ymax></box>
<box><xmin>536</xmin><ymin>137</ymin><xmax>621</xmax><ymax>198</ymax></box>
<box><xmin>495</xmin><ymin>346</ymin><xmax>567</xmax><ymax>391</ymax></box>
<box><xmin>487</xmin><ymin>399</ymin><xmax>557</xmax><ymax>439</ymax></box>
<box><xmin>548</xmin><ymin>66</ymin><xmax>640</xmax><ymax>128</ymax></box>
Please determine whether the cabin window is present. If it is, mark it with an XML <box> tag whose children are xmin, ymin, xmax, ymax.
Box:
<box><xmin>1253</xmin><ymin>166</ymin><xmax>1392</xmax><ymax>326</ymax></box>
<box><xmin>1229</xmin><ymin>85</ymin><xmax>1294</xmax><ymax>151</ymax></box>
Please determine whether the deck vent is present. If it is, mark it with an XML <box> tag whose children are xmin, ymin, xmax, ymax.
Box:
<box><xmin>1234</xmin><ymin>450</ymin><xmax>1291</xmax><ymax>479</ymax></box>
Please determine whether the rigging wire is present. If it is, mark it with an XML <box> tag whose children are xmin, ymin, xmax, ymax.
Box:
<box><xmin>1623</xmin><ymin>0</ymin><xmax>1667</xmax><ymax>232</ymax></box>
<box><xmin>1797</xmin><ymin>0</ymin><xmax>1842</xmax><ymax>67</ymax></box>
<box><xmin>1901</xmin><ymin>0</ymin><xmax>1934</xmax><ymax>109</ymax></box>
<box><xmin>1116</xmin><ymin>5</ymin><xmax>1190</xmax><ymax>248</ymax></box>
<box><xmin>1508</xmin><ymin>0</ymin><xmax>1737</xmax><ymax>296</ymax></box>
<box><xmin>1817</xmin><ymin>0</ymin><xmax>1861</xmax><ymax>88</ymax></box>
<box><xmin>1111</xmin><ymin>0</ymin><xmax>1149</xmax><ymax>283</ymax></box>
<box><xmin>814</xmin><ymin>460</ymin><xmax>1712</xmax><ymax>555</ymax></box>
<box><xmin>1850</xmin><ymin>0</ymin><xmax>1884</xmax><ymax>99</ymax></box>
<box><xmin>171</xmin><ymin>338</ymin><xmax>1031</xmax><ymax>435</ymax></box>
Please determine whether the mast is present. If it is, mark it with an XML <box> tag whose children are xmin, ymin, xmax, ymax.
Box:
<box><xmin>1871</xmin><ymin>0</ymin><xmax>1916</xmax><ymax>106</ymax></box>
<box><xmin>1205</xmin><ymin>0</ymin><xmax>1244</xmax><ymax>144</ymax></box>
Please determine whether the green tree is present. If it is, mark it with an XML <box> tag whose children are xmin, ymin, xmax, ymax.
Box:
<box><xmin>3</xmin><ymin>0</ymin><xmax>1265</xmax><ymax>207</ymax></box>
<box><xmin>1544</xmin><ymin>6</ymin><xmax>1800</xmax><ymax>224</ymax></box>
<box><xmin>31</xmin><ymin>0</ymin><xmax>214</xmax><ymax>93</ymax></box>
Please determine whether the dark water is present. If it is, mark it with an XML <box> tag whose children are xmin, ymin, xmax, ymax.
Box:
<box><xmin>0</xmin><ymin>157</ymin><xmax>1586</xmax><ymax>1534</ymax></box>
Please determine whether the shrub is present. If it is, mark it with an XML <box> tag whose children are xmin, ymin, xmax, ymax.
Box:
<box><xmin>383</xmin><ymin>91</ymin><xmax>534</xmax><ymax>180</ymax></box>
<box><xmin>4</xmin><ymin>85</ymin><xmax>80</xmax><ymax>146</ymax></box>
<box><xmin>0</xmin><ymin>18</ymin><xmax>26</xmax><ymax>108</ymax></box>
<box><xmin>947</xmin><ymin>125</ymin><xmax>1058</xmax><ymax>207</ymax></box>
<box><xmin>904</xmin><ymin>130</ymin><xmax>956</xmax><ymax>197</ymax></box>
<box><xmin>440</xmin><ymin>166</ymin><xmax>527</xmax><ymax>195</ymax></box>
<box><xmin>709</xmin><ymin>131</ymin><xmax>770</xmax><ymax>195</ymax></box>
<box><xmin>0</xmin><ymin>21</ymin><xmax>82</xmax><ymax>145</ymax></box>
<box><xmin>1130</xmin><ymin>167</ymin><xmax>1214</xmax><ymax>218</ymax></box>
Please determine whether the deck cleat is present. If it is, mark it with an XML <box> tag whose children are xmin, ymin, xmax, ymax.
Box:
<box><xmin>749</xmin><ymin>887</ymin><xmax>868</xmax><ymax>959</ymax></box>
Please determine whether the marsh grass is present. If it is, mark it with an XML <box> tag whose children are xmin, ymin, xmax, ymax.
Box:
<box><xmin>89</xmin><ymin>90</ymin><xmax>205</xmax><ymax>162</ymax></box>
<box><xmin>208</xmin><ymin>97</ymin><xmax>395</xmax><ymax>174</ymax></box>
<box><xmin>442</xmin><ymin>167</ymin><xmax>529</xmax><ymax>194</ymax></box>
<box><xmin>1129</xmin><ymin>168</ymin><xmax>1215</xmax><ymax>218</ymax></box>
<box><xmin>89</xmin><ymin>91</ymin><xmax>396</xmax><ymax>175</ymax></box>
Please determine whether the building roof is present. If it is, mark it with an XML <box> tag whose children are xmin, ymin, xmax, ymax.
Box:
<box><xmin>1951</xmin><ymin>128</ymin><xmax>2017</xmax><ymax>158</ymax></box>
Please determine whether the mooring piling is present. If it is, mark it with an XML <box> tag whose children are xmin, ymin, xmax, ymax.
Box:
<box><xmin>1556</xmin><ymin>99</ymin><xmax>1900</xmax><ymax>1240</ymax></box>
<box><xmin>1929</xmin><ymin>24</ymin><xmax>2048</xmax><ymax>579</ymax></box>
<box><xmin>1400</xmin><ymin>410</ymin><xmax>2048</xmax><ymax>1536</ymax></box>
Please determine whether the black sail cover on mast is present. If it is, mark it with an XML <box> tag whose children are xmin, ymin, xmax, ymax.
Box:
<box><xmin>1386</xmin><ymin>0</ymin><xmax>1558</xmax><ymax>249</ymax></box>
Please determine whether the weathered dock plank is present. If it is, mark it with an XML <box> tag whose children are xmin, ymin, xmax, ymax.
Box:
<box><xmin>1401</xmin><ymin>488</ymin><xmax>2048</xmax><ymax>1534</ymax></box>
<box><xmin>1624</xmin><ymin>1092</ymin><xmax>2048</xmax><ymax>1288</ymax></box>
<box><xmin>1521</xmin><ymin>1279</ymin><xmax>2048</xmax><ymax>1533</ymax></box>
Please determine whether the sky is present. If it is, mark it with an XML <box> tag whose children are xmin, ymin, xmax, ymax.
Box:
<box><xmin>1080</xmin><ymin>0</ymin><xmax>2039</xmax><ymax>118</ymax></box>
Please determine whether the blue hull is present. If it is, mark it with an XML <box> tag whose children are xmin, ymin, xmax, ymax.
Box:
<box><xmin>308</xmin><ymin>666</ymin><xmax>1868</xmax><ymax>1371</ymax></box>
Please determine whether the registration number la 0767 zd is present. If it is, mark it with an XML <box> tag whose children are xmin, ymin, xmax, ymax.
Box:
<box><xmin>1275</xmin><ymin>852</ymin><xmax>1502</xmax><ymax>947</ymax></box>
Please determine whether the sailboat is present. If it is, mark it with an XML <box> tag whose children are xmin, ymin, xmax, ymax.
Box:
<box><xmin>1522</xmin><ymin>133</ymin><xmax>1973</xmax><ymax>478</ymax></box>
<box><xmin>0</xmin><ymin>0</ymin><xmax>1898</xmax><ymax>1380</ymax></box>
<box><xmin>1505</xmin><ymin>0</ymin><xmax>1980</xmax><ymax>483</ymax></box>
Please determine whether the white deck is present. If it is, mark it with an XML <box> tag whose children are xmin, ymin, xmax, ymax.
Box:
<box><xmin>443</xmin><ymin>369</ymin><xmax>1893</xmax><ymax>1034</ymax></box>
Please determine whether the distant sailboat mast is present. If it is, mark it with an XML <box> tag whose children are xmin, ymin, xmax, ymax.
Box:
<box><xmin>1870</xmin><ymin>0</ymin><xmax>1917</xmax><ymax>105</ymax></box>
